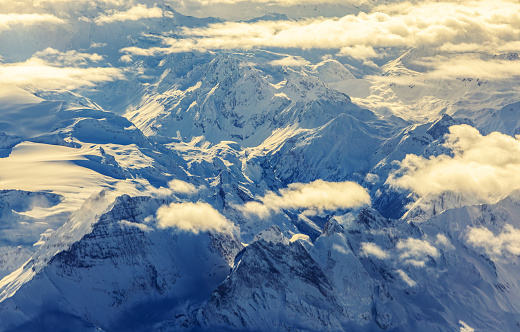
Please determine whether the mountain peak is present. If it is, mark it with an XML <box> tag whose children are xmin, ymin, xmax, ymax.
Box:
<box><xmin>322</xmin><ymin>218</ymin><xmax>344</xmax><ymax>236</ymax></box>
<box><xmin>252</xmin><ymin>225</ymin><xmax>289</xmax><ymax>245</ymax></box>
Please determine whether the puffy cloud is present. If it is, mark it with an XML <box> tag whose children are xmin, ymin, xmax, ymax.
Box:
<box><xmin>168</xmin><ymin>179</ymin><xmax>200</xmax><ymax>195</ymax></box>
<box><xmin>467</xmin><ymin>225</ymin><xmax>520</xmax><ymax>257</ymax></box>
<box><xmin>156</xmin><ymin>201</ymin><xmax>237</xmax><ymax>234</ymax></box>
<box><xmin>397</xmin><ymin>238</ymin><xmax>440</xmax><ymax>267</ymax></box>
<box><xmin>240</xmin><ymin>180</ymin><xmax>371</xmax><ymax>218</ymax></box>
<box><xmin>0</xmin><ymin>58</ymin><xmax>124</xmax><ymax>90</ymax></box>
<box><xmin>0</xmin><ymin>13</ymin><xmax>64</xmax><ymax>31</ymax></box>
<box><xmin>123</xmin><ymin>0</ymin><xmax>520</xmax><ymax>62</ymax></box>
<box><xmin>360</xmin><ymin>242</ymin><xmax>390</xmax><ymax>259</ymax></box>
<box><xmin>94</xmin><ymin>4</ymin><xmax>164</xmax><ymax>25</ymax></box>
<box><xmin>387</xmin><ymin>125</ymin><xmax>520</xmax><ymax>203</ymax></box>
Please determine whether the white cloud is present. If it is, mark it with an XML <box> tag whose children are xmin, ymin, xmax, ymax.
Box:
<box><xmin>435</xmin><ymin>234</ymin><xmax>455</xmax><ymax>251</ymax></box>
<box><xmin>0</xmin><ymin>13</ymin><xmax>65</xmax><ymax>31</ymax></box>
<box><xmin>467</xmin><ymin>225</ymin><xmax>520</xmax><ymax>257</ymax></box>
<box><xmin>338</xmin><ymin>45</ymin><xmax>380</xmax><ymax>60</ymax></box>
<box><xmin>90</xmin><ymin>42</ymin><xmax>107</xmax><ymax>48</ymax></box>
<box><xmin>360</xmin><ymin>242</ymin><xmax>390</xmax><ymax>259</ymax></box>
<box><xmin>459</xmin><ymin>321</ymin><xmax>476</xmax><ymax>332</ymax></box>
<box><xmin>178</xmin><ymin>0</ymin><xmax>367</xmax><ymax>5</ymax></box>
<box><xmin>397</xmin><ymin>237</ymin><xmax>440</xmax><ymax>267</ymax></box>
<box><xmin>2</xmin><ymin>0</ymin><xmax>143</xmax><ymax>13</ymax></box>
<box><xmin>269</xmin><ymin>56</ymin><xmax>311</xmax><ymax>67</ymax></box>
<box><xmin>33</xmin><ymin>48</ymin><xmax>103</xmax><ymax>66</ymax></box>
<box><xmin>156</xmin><ymin>201</ymin><xmax>237</xmax><ymax>234</ymax></box>
<box><xmin>119</xmin><ymin>219</ymin><xmax>152</xmax><ymax>232</ymax></box>
<box><xmin>414</xmin><ymin>55</ymin><xmax>520</xmax><ymax>80</ymax></box>
<box><xmin>120</xmin><ymin>55</ymin><xmax>133</xmax><ymax>63</ymax></box>
<box><xmin>168</xmin><ymin>179</ymin><xmax>200</xmax><ymax>195</ymax></box>
<box><xmin>289</xmin><ymin>233</ymin><xmax>311</xmax><ymax>243</ymax></box>
<box><xmin>364</xmin><ymin>173</ymin><xmax>380</xmax><ymax>185</ymax></box>
<box><xmin>240</xmin><ymin>180</ymin><xmax>370</xmax><ymax>218</ymax></box>
<box><xmin>0</xmin><ymin>58</ymin><xmax>124</xmax><ymax>90</ymax></box>
<box><xmin>123</xmin><ymin>0</ymin><xmax>520</xmax><ymax>64</ymax></box>
<box><xmin>332</xmin><ymin>243</ymin><xmax>349</xmax><ymax>255</ymax></box>
<box><xmin>94</xmin><ymin>4</ymin><xmax>164</xmax><ymax>25</ymax></box>
<box><xmin>387</xmin><ymin>125</ymin><xmax>520</xmax><ymax>203</ymax></box>
<box><xmin>396</xmin><ymin>269</ymin><xmax>417</xmax><ymax>287</ymax></box>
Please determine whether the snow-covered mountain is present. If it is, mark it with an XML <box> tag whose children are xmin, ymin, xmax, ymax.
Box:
<box><xmin>2</xmin><ymin>1</ymin><xmax>520</xmax><ymax>331</ymax></box>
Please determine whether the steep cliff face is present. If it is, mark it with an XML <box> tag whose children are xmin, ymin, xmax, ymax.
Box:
<box><xmin>0</xmin><ymin>193</ymin><xmax>242</xmax><ymax>331</ymax></box>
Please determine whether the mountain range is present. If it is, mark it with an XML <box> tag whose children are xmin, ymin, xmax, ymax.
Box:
<box><xmin>1</xmin><ymin>1</ymin><xmax>520</xmax><ymax>331</ymax></box>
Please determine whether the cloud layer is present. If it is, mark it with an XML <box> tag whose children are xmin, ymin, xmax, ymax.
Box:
<box><xmin>157</xmin><ymin>201</ymin><xmax>236</xmax><ymax>234</ymax></box>
<box><xmin>387</xmin><ymin>125</ymin><xmax>520</xmax><ymax>203</ymax></box>
<box><xmin>0</xmin><ymin>49</ymin><xmax>123</xmax><ymax>90</ymax></box>
<box><xmin>0</xmin><ymin>13</ymin><xmax>64</xmax><ymax>32</ymax></box>
<box><xmin>0</xmin><ymin>59</ymin><xmax>124</xmax><ymax>90</ymax></box>
<box><xmin>177</xmin><ymin>0</ymin><xmax>367</xmax><ymax>4</ymax></box>
<box><xmin>123</xmin><ymin>0</ymin><xmax>520</xmax><ymax>60</ymax></box>
<box><xmin>33</xmin><ymin>48</ymin><xmax>104</xmax><ymax>66</ymax></box>
<box><xmin>94</xmin><ymin>4</ymin><xmax>164</xmax><ymax>25</ymax></box>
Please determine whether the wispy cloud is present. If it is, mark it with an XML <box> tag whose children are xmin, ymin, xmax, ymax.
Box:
<box><xmin>240</xmin><ymin>180</ymin><xmax>370</xmax><ymax>218</ymax></box>
<box><xmin>123</xmin><ymin>0</ymin><xmax>520</xmax><ymax>64</ymax></box>
<box><xmin>94</xmin><ymin>4</ymin><xmax>164</xmax><ymax>25</ymax></box>
<box><xmin>413</xmin><ymin>55</ymin><xmax>520</xmax><ymax>80</ymax></box>
<box><xmin>435</xmin><ymin>234</ymin><xmax>455</xmax><ymax>251</ymax></box>
<box><xmin>360</xmin><ymin>242</ymin><xmax>390</xmax><ymax>259</ymax></box>
<box><xmin>397</xmin><ymin>237</ymin><xmax>440</xmax><ymax>267</ymax></box>
<box><xmin>396</xmin><ymin>269</ymin><xmax>417</xmax><ymax>287</ymax></box>
<box><xmin>467</xmin><ymin>225</ymin><xmax>520</xmax><ymax>257</ymax></box>
<box><xmin>0</xmin><ymin>57</ymin><xmax>124</xmax><ymax>90</ymax></box>
<box><xmin>33</xmin><ymin>47</ymin><xmax>104</xmax><ymax>66</ymax></box>
<box><xmin>0</xmin><ymin>13</ymin><xmax>64</xmax><ymax>31</ymax></box>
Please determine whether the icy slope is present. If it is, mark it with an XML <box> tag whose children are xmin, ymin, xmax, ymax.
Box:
<box><xmin>125</xmin><ymin>53</ymin><xmax>382</xmax><ymax>146</ymax></box>
<box><xmin>353</xmin><ymin>47</ymin><xmax>520</xmax><ymax>124</ymax></box>
<box><xmin>0</xmin><ymin>87</ymin><xmax>190</xmax><ymax>288</ymax></box>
